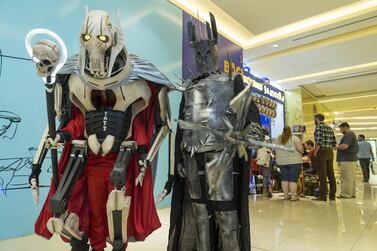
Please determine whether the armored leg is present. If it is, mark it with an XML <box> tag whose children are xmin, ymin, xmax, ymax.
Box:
<box><xmin>205</xmin><ymin>152</ymin><xmax>234</xmax><ymax>201</ymax></box>
<box><xmin>70</xmin><ymin>235</ymin><xmax>89</xmax><ymax>251</ymax></box>
<box><xmin>47</xmin><ymin>140</ymin><xmax>87</xmax><ymax>240</ymax></box>
<box><xmin>182</xmin><ymin>152</ymin><xmax>210</xmax><ymax>250</ymax></box>
<box><xmin>177</xmin><ymin>203</ymin><xmax>198</xmax><ymax>251</ymax></box>
<box><xmin>214</xmin><ymin>211</ymin><xmax>240</xmax><ymax>251</ymax></box>
<box><xmin>108</xmin><ymin>141</ymin><xmax>137</xmax><ymax>251</ymax></box>
<box><xmin>192</xmin><ymin>202</ymin><xmax>211</xmax><ymax>251</ymax></box>
<box><xmin>168</xmin><ymin>184</ymin><xmax>198</xmax><ymax>251</ymax></box>
<box><xmin>107</xmin><ymin>190</ymin><xmax>130</xmax><ymax>251</ymax></box>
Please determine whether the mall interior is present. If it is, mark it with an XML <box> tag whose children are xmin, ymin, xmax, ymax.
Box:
<box><xmin>1</xmin><ymin>0</ymin><xmax>377</xmax><ymax>251</ymax></box>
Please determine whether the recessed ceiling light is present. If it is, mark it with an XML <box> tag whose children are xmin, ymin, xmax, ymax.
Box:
<box><xmin>335</xmin><ymin>127</ymin><xmax>377</xmax><ymax>131</ymax></box>
<box><xmin>272</xmin><ymin>44</ymin><xmax>279</xmax><ymax>48</ymax></box>
<box><xmin>303</xmin><ymin>93</ymin><xmax>377</xmax><ymax>105</ymax></box>
<box><xmin>274</xmin><ymin>61</ymin><xmax>377</xmax><ymax>84</ymax></box>
<box><xmin>336</xmin><ymin>116</ymin><xmax>377</xmax><ymax>120</ymax></box>
<box><xmin>169</xmin><ymin>0</ymin><xmax>377</xmax><ymax>49</ymax></box>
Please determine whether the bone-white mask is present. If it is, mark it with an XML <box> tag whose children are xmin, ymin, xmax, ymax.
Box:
<box><xmin>79</xmin><ymin>10</ymin><xmax>120</xmax><ymax>79</ymax></box>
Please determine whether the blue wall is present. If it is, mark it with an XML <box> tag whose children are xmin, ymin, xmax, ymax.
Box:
<box><xmin>0</xmin><ymin>0</ymin><xmax>182</xmax><ymax>240</ymax></box>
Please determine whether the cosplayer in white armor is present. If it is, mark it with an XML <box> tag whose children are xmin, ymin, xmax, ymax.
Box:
<box><xmin>27</xmin><ymin>10</ymin><xmax>174</xmax><ymax>251</ymax></box>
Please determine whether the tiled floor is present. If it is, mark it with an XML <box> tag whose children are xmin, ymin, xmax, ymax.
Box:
<box><xmin>2</xmin><ymin>172</ymin><xmax>377</xmax><ymax>251</ymax></box>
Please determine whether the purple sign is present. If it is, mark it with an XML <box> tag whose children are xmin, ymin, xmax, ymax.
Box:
<box><xmin>182</xmin><ymin>12</ymin><xmax>243</xmax><ymax>79</ymax></box>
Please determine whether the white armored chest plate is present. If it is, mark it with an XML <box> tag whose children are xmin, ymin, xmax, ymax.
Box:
<box><xmin>68</xmin><ymin>74</ymin><xmax>151</xmax><ymax>155</ymax></box>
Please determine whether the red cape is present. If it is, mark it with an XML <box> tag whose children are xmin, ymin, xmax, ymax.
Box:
<box><xmin>35</xmin><ymin>83</ymin><xmax>161</xmax><ymax>242</ymax></box>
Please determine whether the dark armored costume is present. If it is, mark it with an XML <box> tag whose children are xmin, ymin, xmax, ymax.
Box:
<box><xmin>167</xmin><ymin>13</ymin><xmax>262</xmax><ymax>251</ymax></box>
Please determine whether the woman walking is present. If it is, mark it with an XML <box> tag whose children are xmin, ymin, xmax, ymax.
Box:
<box><xmin>274</xmin><ymin>126</ymin><xmax>304</xmax><ymax>201</ymax></box>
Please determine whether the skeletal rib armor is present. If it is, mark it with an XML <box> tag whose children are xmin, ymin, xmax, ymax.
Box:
<box><xmin>68</xmin><ymin>73</ymin><xmax>151</xmax><ymax>155</ymax></box>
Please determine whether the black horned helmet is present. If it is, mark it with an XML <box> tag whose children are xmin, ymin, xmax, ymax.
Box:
<box><xmin>188</xmin><ymin>12</ymin><xmax>218</xmax><ymax>75</ymax></box>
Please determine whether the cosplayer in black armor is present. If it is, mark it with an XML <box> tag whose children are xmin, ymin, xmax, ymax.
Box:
<box><xmin>167</xmin><ymin>13</ymin><xmax>263</xmax><ymax>251</ymax></box>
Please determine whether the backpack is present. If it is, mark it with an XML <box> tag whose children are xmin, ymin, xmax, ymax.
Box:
<box><xmin>256</xmin><ymin>147</ymin><xmax>272</xmax><ymax>167</ymax></box>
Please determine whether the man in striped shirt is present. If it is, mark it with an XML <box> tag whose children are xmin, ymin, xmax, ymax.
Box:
<box><xmin>313</xmin><ymin>114</ymin><xmax>337</xmax><ymax>201</ymax></box>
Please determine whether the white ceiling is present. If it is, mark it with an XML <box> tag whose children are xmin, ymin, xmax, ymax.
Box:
<box><xmin>211</xmin><ymin>0</ymin><xmax>359</xmax><ymax>34</ymax></box>
<box><xmin>210</xmin><ymin>0</ymin><xmax>377</xmax><ymax>138</ymax></box>
<box><xmin>304</xmin><ymin>74</ymin><xmax>377</xmax><ymax>97</ymax></box>
<box><xmin>170</xmin><ymin>0</ymin><xmax>377</xmax><ymax>138</ymax></box>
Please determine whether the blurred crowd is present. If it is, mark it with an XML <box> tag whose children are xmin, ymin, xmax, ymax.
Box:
<box><xmin>250</xmin><ymin>113</ymin><xmax>375</xmax><ymax>202</ymax></box>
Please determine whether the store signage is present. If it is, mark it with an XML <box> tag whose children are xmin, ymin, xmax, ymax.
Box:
<box><xmin>223</xmin><ymin>59</ymin><xmax>243</xmax><ymax>75</ymax></box>
<box><xmin>264</xmin><ymin>85</ymin><xmax>285</xmax><ymax>103</ymax></box>
<box><xmin>223</xmin><ymin>60</ymin><xmax>285</xmax><ymax>104</ymax></box>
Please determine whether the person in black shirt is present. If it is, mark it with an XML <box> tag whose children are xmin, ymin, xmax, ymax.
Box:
<box><xmin>335</xmin><ymin>122</ymin><xmax>358</xmax><ymax>198</ymax></box>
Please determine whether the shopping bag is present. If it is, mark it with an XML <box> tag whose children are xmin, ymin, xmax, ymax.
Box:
<box><xmin>371</xmin><ymin>161</ymin><xmax>377</xmax><ymax>175</ymax></box>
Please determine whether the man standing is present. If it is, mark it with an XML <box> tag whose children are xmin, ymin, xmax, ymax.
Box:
<box><xmin>358</xmin><ymin>135</ymin><xmax>374</xmax><ymax>183</ymax></box>
<box><xmin>335</xmin><ymin>122</ymin><xmax>359</xmax><ymax>198</ymax></box>
<box><xmin>313</xmin><ymin>114</ymin><xmax>337</xmax><ymax>201</ymax></box>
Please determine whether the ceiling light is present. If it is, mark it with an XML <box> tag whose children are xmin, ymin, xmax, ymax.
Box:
<box><xmin>303</xmin><ymin>93</ymin><xmax>377</xmax><ymax>105</ymax></box>
<box><xmin>335</xmin><ymin>127</ymin><xmax>377</xmax><ymax>131</ymax></box>
<box><xmin>272</xmin><ymin>44</ymin><xmax>279</xmax><ymax>48</ymax></box>
<box><xmin>273</xmin><ymin>61</ymin><xmax>377</xmax><ymax>85</ymax></box>
<box><xmin>168</xmin><ymin>0</ymin><xmax>377</xmax><ymax>49</ymax></box>
<box><xmin>333</xmin><ymin>107</ymin><xmax>377</xmax><ymax>113</ymax></box>
<box><xmin>244</xmin><ymin>0</ymin><xmax>377</xmax><ymax>48</ymax></box>
<box><xmin>342</xmin><ymin>122</ymin><xmax>377</xmax><ymax>125</ymax></box>
<box><xmin>336</xmin><ymin>116</ymin><xmax>377</xmax><ymax>120</ymax></box>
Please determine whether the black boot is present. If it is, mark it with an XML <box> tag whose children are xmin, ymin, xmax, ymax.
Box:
<box><xmin>70</xmin><ymin>235</ymin><xmax>89</xmax><ymax>251</ymax></box>
<box><xmin>112</xmin><ymin>239</ymin><xmax>125</xmax><ymax>251</ymax></box>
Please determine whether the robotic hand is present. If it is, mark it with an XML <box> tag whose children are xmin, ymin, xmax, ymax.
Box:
<box><xmin>45</xmin><ymin>133</ymin><xmax>61</xmax><ymax>148</ymax></box>
<box><xmin>45</xmin><ymin>132</ymin><xmax>70</xmax><ymax>149</ymax></box>
<box><xmin>136</xmin><ymin>145</ymin><xmax>148</xmax><ymax>186</ymax></box>
<box><xmin>28</xmin><ymin>133</ymin><xmax>60</xmax><ymax>205</ymax></box>
<box><xmin>29</xmin><ymin>131</ymin><xmax>70</xmax><ymax>204</ymax></box>
<box><xmin>155</xmin><ymin>161</ymin><xmax>185</xmax><ymax>205</ymax></box>
<box><xmin>29</xmin><ymin>164</ymin><xmax>42</xmax><ymax>204</ymax></box>
<box><xmin>177</xmin><ymin>162</ymin><xmax>187</xmax><ymax>178</ymax></box>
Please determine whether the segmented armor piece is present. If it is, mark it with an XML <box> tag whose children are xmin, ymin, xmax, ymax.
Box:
<box><xmin>182</xmin><ymin>73</ymin><xmax>234</xmax><ymax>153</ymax></box>
<box><xmin>85</xmin><ymin>109</ymin><xmax>132</xmax><ymax>141</ymax></box>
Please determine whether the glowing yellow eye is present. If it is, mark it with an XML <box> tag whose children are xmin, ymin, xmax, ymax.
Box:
<box><xmin>97</xmin><ymin>35</ymin><xmax>109</xmax><ymax>43</ymax></box>
<box><xmin>81</xmin><ymin>34</ymin><xmax>91</xmax><ymax>41</ymax></box>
